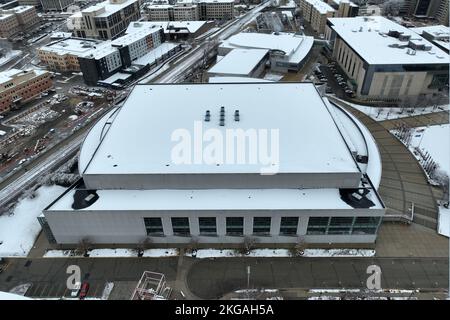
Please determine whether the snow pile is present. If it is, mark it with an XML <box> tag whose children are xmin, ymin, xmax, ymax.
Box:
<box><xmin>44</xmin><ymin>248</ymin><xmax>179</xmax><ymax>258</ymax></box>
<box><xmin>142</xmin><ymin>249</ymin><xmax>178</xmax><ymax>257</ymax></box>
<box><xmin>89</xmin><ymin>249</ymin><xmax>136</xmax><ymax>257</ymax></box>
<box><xmin>0</xmin><ymin>185</ymin><xmax>65</xmax><ymax>257</ymax></box>
<box><xmin>101</xmin><ymin>282</ymin><xmax>114</xmax><ymax>300</ymax></box>
<box><xmin>186</xmin><ymin>248</ymin><xmax>375</xmax><ymax>258</ymax></box>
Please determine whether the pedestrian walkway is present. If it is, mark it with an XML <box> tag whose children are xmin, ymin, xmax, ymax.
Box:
<box><xmin>379</xmin><ymin>111</ymin><xmax>448</xmax><ymax>130</ymax></box>
<box><xmin>375</xmin><ymin>222</ymin><xmax>448</xmax><ymax>257</ymax></box>
<box><xmin>329</xmin><ymin>97</ymin><xmax>441</xmax><ymax>229</ymax></box>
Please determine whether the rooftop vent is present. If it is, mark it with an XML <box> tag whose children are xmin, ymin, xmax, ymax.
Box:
<box><xmin>220</xmin><ymin>106</ymin><xmax>225</xmax><ymax>126</ymax></box>
<box><xmin>234</xmin><ymin>110</ymin><xmax>240</xmax><ymax>121</ymax></box>
<box><xmin>204</xmin><ymin>110</ymin><xmax>210</xmax><ymax>122</ymax></box>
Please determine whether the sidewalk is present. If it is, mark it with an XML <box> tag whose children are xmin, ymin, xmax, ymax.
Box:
<box><xmin>376</xmin><ymin>222</ymin><xmax>448</xmax><ymax>257</ymax></box>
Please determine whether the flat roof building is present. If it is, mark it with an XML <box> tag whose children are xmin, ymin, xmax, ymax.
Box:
<box><xmin>126</xmin><ymin>20</ymin><xmax>212</xmax><ymax>40</ymax></box>
<box><xmin>0</xmin><ymin>5</ymin><xmax>39</xmax><ymax>38</ymax></box>
<box><xmin>219</xmin><ymin>32</ymin><xmax>314</xmax><ymax>72</ymax></box>
<box><xmin>42</xmin><ymin>82</ymin><xmax>385</xmax><ymax>245</ymax></box>
<box><xmin>411</xmin><ymin>25</ymin><xmax>449</xmax><ymax>53</ymax></box>
<box><xmin>208</xmin><ymin>49</ymin><xmax>269</xmax><ymax>78</ymax></box>
<box><xmin>325</xmin><ymin>16</ymin><xmax>449</xmax><ymax>100</ymax></box>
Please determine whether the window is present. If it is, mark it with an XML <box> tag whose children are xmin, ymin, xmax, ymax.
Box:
<box><xmin>352</xmin><ymin>216</ymin><xmax>380</xmax><ymax>235</ymax></box>
<box><xmin>253</xmin><ymin>217</ymin><xmax>271</xmax><ymax>235</ymax></box>
<box><xmin>280</xmin><ymin>217</ymin><xmax>298</xmax><ymax>236</ymax></box>
<box><xmin>307</xmin><ymin>217</ymin><xmax>329</xmax><ymax>235</ymax></box>
<box><xmin>144</xmin><ymin>217</ymin><xmax>163</xmax><ymax>236</ymax></box>
<box><xmin>226</xmin><ymin>217</ymin><xmax>243</xmax><ymax>236</ymax></box>
<box><xmin>171</xmin><ymin>217</ymin><xmax>190</xmax><ymax>236</ymax></box>
<box><xmin>199</xmin><ymin>217</ymin><xmax>217</xmax><ymax>236</ymax></box>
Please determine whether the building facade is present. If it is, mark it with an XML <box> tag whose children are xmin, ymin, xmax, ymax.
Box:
<box><xmin>40</xmin><ymin>0</ymin><xmax>75</xmax><ymax>11</ymax></box>
<box><xmin>0</xmin><ymin>5</ymin><xmax>39</xmax><ymax>38</ymax></box>
<box><xmin>70</xmin><ymin>0</ymin><xmax>141</xmax><ymax>40</ymax></box>
<box><xmin>299</xmin><ymin>0</ymin><xmax>335</xmax><ymax>35</ymax></box>
<box><xmin>38</xmin><ymin>37</ymin><xmax>105</xmax><ymax>72</ymax></box>
<box><xmin>400</xmin><ymin>0</ymin><xmax>449</xmax><ymax>26</ymax></box>
<box><xmin>0</xmin><ymin>69</ymin><xmax>52</xmax><ymax>115</ymax></box>
<box><xmin>42</xmin><ymin>83</ymin><xmax>385</xmax><ymax>246</ymax></box>
<box><xmin>144</xmin><ymin>0</ymin><xmax>234</xmax><ymax>21</ymax></box>
<box><xmin>326</xmin><ymin>16</ymin><xmax>449</xmax><ymax>100</ymax></box>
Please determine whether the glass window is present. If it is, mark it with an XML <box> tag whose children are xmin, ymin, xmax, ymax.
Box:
<box><xmin>354</xmin><ymin>217</ymin><xmax>381</xmax><ymax>227</ymax></box>
<box><xmin>328</xmin><ymin>227</ymin><xmax>351</xmax><ymax>235</ymax></box>
<box><xmin>144</xmin><ymin>217</ymin><xmax>163</xmax><ymax>236</ymax></box>
<box><xmin>171</xmin><ymin>217</ymin><xmax>190</xmax><ymax>236</ymax></box>
<box><xmin>329</xmin><ymin>217</ymin><xmax>354</xmax><ymax>226</ymax></box>
<box><xmin>253</xmin><ymin>217</ymin><xmax>271</xmax><ymax>235</ymax></box>
<box><xmin>226</xmin><ymin>217</ymin><xmax>243</xmax><ymax>236</ymax></box>
<box><xmin>308</xmin><ymin>217</ymin><xmax>330</xmax><ymax>226</ymax></box>
<box><xmin>199</xmin><ymin>217</ymin><xmax>216</xmax><ymax>236</ymax></box>
<box><xmin>280</xmin><ymin>217</ymin><xmax>298</xmax><ymax>235</ymax></box>
<box><xmin>307</xmin><ymin>227</ymin><xmax>327</xmax><ymax>235</ymax></box>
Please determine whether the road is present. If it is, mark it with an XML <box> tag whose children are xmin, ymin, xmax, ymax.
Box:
<box><xmin>153</xmin><ymin>1</ymin><xmax>273</xmax><ymax>83</ymax></box>
<box><xmin>0</xmin><ymin>256</ymin><xmax>447</xmax><ymax>300</ymax></box>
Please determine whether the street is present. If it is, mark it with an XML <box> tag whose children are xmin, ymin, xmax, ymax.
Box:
<box><xmin>0</xmin><ymin>256</ymin><xmax>447</xmax><ymax>300</ymax></box>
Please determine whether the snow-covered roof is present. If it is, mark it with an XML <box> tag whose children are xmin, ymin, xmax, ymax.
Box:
<box><xmin>304</xmin><ymin>0</ymin><xmax>335</xmax><ymax>14</ymax></box>
<box><xmin>7</xmin><ymin>5</ymin><xmax>34</xmax><ymax>13</ymax></box>
<box><xmin>411</xmin><ymin>25</ymin><xmax>449</xmax><ymax>52</ymax></box>
<box><xmin>330</xmin><ymin>0</ymin><xmax>358</xmax><ymax>8</ymax></box>
<box><xmin>46</xmin><ymin>187</ymin><xmax>384</xmax><ymax>212</ymax></box>
<box><xmin>79</xmin><ymin>83</ymin><xmax>360</xmax><ymax>176</ymax></box>
<box><xmin>328</xmin><ymin>16</ymin><xmax>450</xmax><ymax>65</ymax></box>
<box><xmin>208</xmin><ymin>49</ymin><xmax>269</xmax><ymax>76</ymax></box>
<box><xmin>39</xmin><ymin>38</ymin><xmax>104</xmax><ymax>56</ymax></box>
<box><xmin>0</xmin><ymin>69</ymin><xmax>48</xmax><ymax>86</ymax></box>
<box><xmin>220</xmin><ymin>32</ymin><xmax>314</xmax><ymax>64</ymax></box>
<box><xmin>81</xmin><ymin>0</ymin><xmax>138</xmax><ymax>18</ymax></box>
<box><xmin>126</xmin><ymin>21</ymin><xmax>207</xmax><ymax>34</ymax></box>
<box><xmin>133</xmin><ymin>42</ymin><xmax>179</xmax><ymax>65</ymax></box>
<box><xmin>209</xmin><ymin>76</ymin><xmax>271</xmax><ymax>83</ymax></box>
<box><xmin>111</xmin><ymin>26</ymin><xmax>162</xmax><ymax>47</ymax></box>
<box><xmin>0</xmin><ymin>13</ymin><xmax>14</xmax><ymax>20</ymax></box>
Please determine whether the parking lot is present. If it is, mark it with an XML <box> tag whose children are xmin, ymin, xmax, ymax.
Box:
<box><xmin>317</xmin><ymin>62</ymin><xmax>355</xmax><ymax>99</ymax></box>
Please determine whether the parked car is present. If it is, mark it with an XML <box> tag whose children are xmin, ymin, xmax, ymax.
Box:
<box><xmin>79</xmin><ymin>282</ymin><xmax>90</xmax><ymax>299</ymax></box>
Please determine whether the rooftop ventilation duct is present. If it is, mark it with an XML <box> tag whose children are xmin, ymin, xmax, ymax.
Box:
<box><xmin>204</xmin><ymin>110</ymin><xmax>210</xmax><ymax>122</ymax></box>
<box><xmin>234</xmin><ymin>110</ymin><xmax>240</xmax><ymax>122</ymax></box>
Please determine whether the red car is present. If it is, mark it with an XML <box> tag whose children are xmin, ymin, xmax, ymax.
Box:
<box><xmin>79</xmin><ymin>282</ymin><xmax>90</xmax><ymax>299</ymax></box>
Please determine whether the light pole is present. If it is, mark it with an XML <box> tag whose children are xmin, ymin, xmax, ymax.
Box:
<box><xmin>246</xmin><ymin>265</ymin><xmax>251</xmax><ymax>299</ymax></box>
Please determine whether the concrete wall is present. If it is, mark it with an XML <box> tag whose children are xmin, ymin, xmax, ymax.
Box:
<box><xmin>44</xmin><ymin>207</ymin><xmax>384</xmax><ymax>244</ymax></box>
<box><xmin>82</xmin><ymin>172</ymin><xmax>363</xmax><ymax>190</ymax></box>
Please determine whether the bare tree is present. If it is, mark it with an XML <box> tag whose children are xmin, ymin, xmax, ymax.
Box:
<box><xmin>290</xmin><ymin>236</ymin><xmax>306</xmax><ymax>257</ymax></box>
<box><xmin>381</xmin><ymin>0</ymin><xmax>403</xmax><ymax>16</ymax></box>
<box><xmin>240</xmin><ymin>236</ymin><xmax>258</xmax><ymax>255</ymax></box>
<box><xmin>76</xmin><ymin>237</ymin><xmax>92</xmax><ymax>257</ymax></box>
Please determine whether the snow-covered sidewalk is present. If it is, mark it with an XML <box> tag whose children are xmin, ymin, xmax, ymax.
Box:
<box><xmin>0</xmin><ymin>185</ymin><xmax>65</xmax><ymax>257</ymax></box>
<box><xmin>44</xmin><ymin>248</ymin><xmax>179</xmax><ymax>258</ymax></box>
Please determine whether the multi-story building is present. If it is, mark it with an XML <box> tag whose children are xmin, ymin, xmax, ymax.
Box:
<box><xmin>145</xmin><ymin>0</ymin><xmax>233</xmax><ymax>21</ymax></box>
<box><xmin>400</xmin><ymin>0</ymin><xmax>449</xmax><ymax>26</ymax></box>
<box><xmin>327</xmin><ymin>0</ymin><xmax>359</xmax><ymax>17</ymax></box>
<box><xmin>78</xmin><ymin>26</ymin><xmax>165</xmax><ymax>84</ymax></box>
<box><xmin>17</xmin><ymin>0</ymin><xmax>41</xmax><ymax>7</ymax></box>
<box><xmin>37</xmin><ymin>37</ymin><xmax>106</xmax><ymax>72</ymax></box>
<box><xmin>325</xmin><ymin>16</ymin><xmax>449</xmax><ymax>100</ymax></box>
<box><xmin>198</xmin><ymin>0</ymin><xmax>234</xmax><ymax>20</ymax></box>
<box><xmin>40</xmin><ymin>0</ymin><xmax>75</xmax><ymax>11</ymax></box>
<box><xmin>0</xmin><ymin>12</ymin><xmax>19</xmax><ymax>38</ymax></box>
<box><xmin>70</xmin><ymin>0</ymin><xmax>141</xmax><ymax>40</ymax></box>
<box><xmin>0</xmin><ymin>69</ymin><xmax>52</xmax><ymax>115</ymax></box>
<box><xmin>41</xmin><ymin>82</ymin><xmax>385</xmax><ymax>245</ymax></box>
<box><xmin>299</xmin><ymin>0</ymin><xmax>335</xmax><ymax>35</ymax></box>
<box><xmin>127</xmin><ymin>20</ymin><xmax>211</xmax><ymax>40</ymax></box>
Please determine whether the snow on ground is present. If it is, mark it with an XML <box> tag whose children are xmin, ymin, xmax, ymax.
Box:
<box><xmin>186</xmin><ymin>248</ymin><xmax>375</xmax><ymax>258</ymax></box>
<box><xmin>0</xmin><ymin>291</ymin><xmax>33</xmax><ymax>300</ymax></box>
<box><xmin>44</xmin><ymin>248</ymin><xmax>179</xmax><ymax>258</ymax></box>
<box><xmin>263</xmin><ymin>72</ymin><xmax>284</xmax><ymax>81</ymax></box>
<box><xmin>408</xmin><ymin>124</ymin><xmax>449</xmax><ymax>177</ymax></box>
<box><xmin>0</xmin><ymin>185</ymin><xmax>65</xmax><ymax>257</ymax></box>
<box><xmin>438</xmin><ymin>206</ymin><xmax>449</xmax><ymax>237</ymax></box>
<box><xmin>334</xmin><ymin>97</ymin><xmax>448</xmax><ymax>122</ymax></box>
